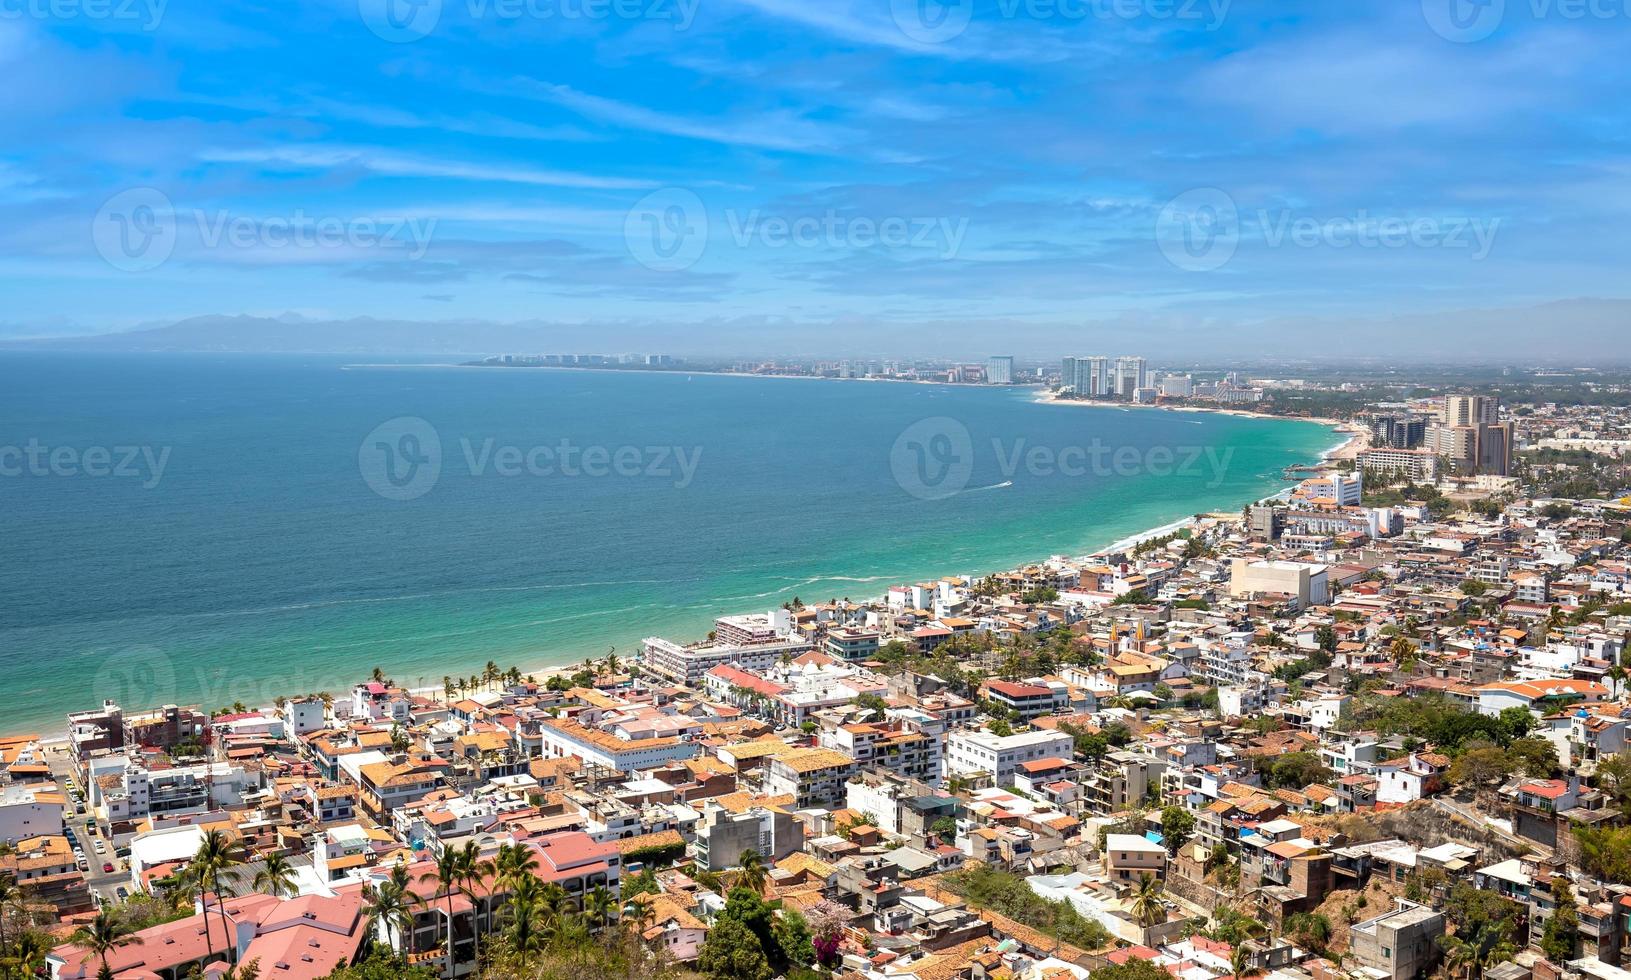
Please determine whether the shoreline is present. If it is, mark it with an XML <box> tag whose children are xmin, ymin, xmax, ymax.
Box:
<box><xmin>1031</xmin><ymin>389</ymin><xmax>1368</xmax><ymax>464</ymax></box>
<box><xmin>14</xmin><ymin>383</ymin><xmax>1342</xmax><ymax>744</ymax></box>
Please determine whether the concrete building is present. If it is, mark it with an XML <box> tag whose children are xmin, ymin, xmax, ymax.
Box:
<box><xmin>1103</xmin><ymin>833</ymin><xmax>1168</xmax><ymax>881</ymax></box>
<box><xmin>946</xmin><ymin>729</ymin><xmax>1074</xmax><ymax>787</ymax></box>
<box><xmin>1228</xmin><ymin>559</ymin><xmax>1330</xmax><ymax>609</ymax></box>
<box><xmin>639</xmin><ymin>636</ymin><xmax>808</xmax><ymax>685</ymax></box>
<box><xmin>693</xmin><ymin>802</ymin><xmax>802</xmax><ymax>870</ymax></box>
<box><xmin>1348</xmin><ymin>899</ymin><xmax>1445</xmax><ymax>980</ymax></box>
<box><xmin>986</xmin><ymin>356</ymin><xmax>1014</xmax><ymax>385</ymax></box>
<box><xmin>1359</xmin><ymin>448</ymin><xmax>1440</xmax><ymax>484</ymax></box>
<box><xmin>1114</xmin><ymin>356</ymin><xmax>1147</xmax><ymax>398</ymax></box>
<box><xmin>762</xmin><ymin>749</ymin><xmax>860</xmax><ymax>809</ymax></box>
<box><xmin>0</xmin><ymin>784</ymin><xmax>64</xmax><ymax>843</ymax></box>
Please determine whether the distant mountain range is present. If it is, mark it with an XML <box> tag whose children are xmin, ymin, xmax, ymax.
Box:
<box><xmin>3</xmin><ymin>299</ymin><xmax>1628</xmax><ymax>363</ymax></box>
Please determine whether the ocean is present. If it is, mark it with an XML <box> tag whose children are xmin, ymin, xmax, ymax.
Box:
<box><xmin>0</xmin><ymin>353</ymin><xmax>1336</xmax><ymax>735</ymax></box>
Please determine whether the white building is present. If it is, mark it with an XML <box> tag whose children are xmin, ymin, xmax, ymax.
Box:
<box><xmin>0</xmin><ymin>784</ymin><xmax>64</xmax><ymax>843</ymax></box>
<box><xmin>282</xmin><ymin>697</ymin><xmax>328</xmax><ymax>736</ymax></box>
<box><xmin>1228</xmin><ymin>559</ymin><xmax>1330</xmax><ymax>609</ymax></box>
<box><xmin>639</xmin><ymin>636</ymin><xmax>806</xmax><ymax>685</ymax></box>
<box><xmin>946</xmin><ymin>729</ymin><xmax>1074</xmax><ymax>787</ymax></box>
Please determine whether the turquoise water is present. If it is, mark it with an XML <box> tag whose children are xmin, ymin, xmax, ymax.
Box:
<box><xmin>0</xmin><ymin>353</ymin><xmax>1335</xmax><ymax>735</ymax></box>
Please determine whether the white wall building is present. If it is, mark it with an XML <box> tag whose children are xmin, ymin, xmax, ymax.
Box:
<box><xmin>946</xmin><ymin>729</ymin><xmax>1074</xmax><ymax>786</ymax></box>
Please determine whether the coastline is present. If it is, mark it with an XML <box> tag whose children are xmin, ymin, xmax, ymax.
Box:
<box><xmin>1031</xmin><ymin>388</ymin><xmax>1369</xmax><ymax>464</ymax></box>
<box><xmin>13</xmin><ymin>380</ymin><xmax>1342</xmax><ymax>744</ymax></box>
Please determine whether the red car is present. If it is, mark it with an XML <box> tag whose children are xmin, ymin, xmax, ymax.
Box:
<box><xmin>102</xmin><ymin>862</ymin><xmax>114</xmax><ymax>873</ymax></box>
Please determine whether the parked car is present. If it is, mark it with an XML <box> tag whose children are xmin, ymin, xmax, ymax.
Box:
<box><xmin>102</xmin><ymin>862</ymin><xmax>114</xmax><ymax>873</ymax></box>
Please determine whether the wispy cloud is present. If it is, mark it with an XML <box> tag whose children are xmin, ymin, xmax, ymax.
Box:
<box><xmin>198</xmin><ymin>145</ymin><xmax>655</xmax><ymax>189</ymax></box>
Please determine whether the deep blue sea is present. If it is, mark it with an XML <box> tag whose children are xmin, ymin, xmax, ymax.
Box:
<box><xmin>0</xmin><ymin>353</ymin><xmax>1336</xmax><ymax>734</ymax></box>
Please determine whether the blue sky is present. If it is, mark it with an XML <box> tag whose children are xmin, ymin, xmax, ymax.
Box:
<box><xmin>2</xmin><ymin>0</ymin><xmax>1629</xmax><ymax>356</ymax></box>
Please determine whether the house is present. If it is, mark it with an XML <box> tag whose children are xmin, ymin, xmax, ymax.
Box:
<box><xmin>1103</xmin><ymin>833</ymin><xmax>1168</xmax><ymax>881</ymax></box>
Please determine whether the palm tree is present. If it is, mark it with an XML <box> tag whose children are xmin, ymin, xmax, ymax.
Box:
<box><xmin>2</xmin><ymin>928</ymin><xmax>51</xmax><ymax>979</ymax></box>
<box><xmin>1130</xmin><ymin>873</ymin><xmax>1165</xmax><ymax>930</ymax></box>
<box><xmin>192</xmin><ymin>830</ymin><xmax>247</xmax><ymax>965</ymax></box>
<box><xmin>1441</xmin><ymin>919</ymin><xmax>1517</xmax><ymax>980</ymax></box>
<box><xmin>419</xmin><ymin>847</ymin><xmax>463</xmax><ymax>978</ymax></box>
<box><xmin>539</xmin><ymin>882</ymin><xmax>571</xmax><ymax>922</ymax></box>
<box><xmin>442</xmin><ymin>676</ymin><xmax>455</xmax><ymax>703</ymax></box>
<box><xmin>68</xmin><ymin>909</ymin><xmax>144</xmax><ymax>979</ymax></box>
<box><xmin>491</xmin><ymin>842</ymin><xmax>539</xmax><ymax>922</ymax></box>
<box><xmin>453</xmin><ymin>842</ymin><xmax>492</xmax><ymax>967</ymax></box>
<box><xmin>584</xmin><ymin>884</ymin><xmax>617</xmax><ymax>931</ymax></box>
<box><xmin>252</xmin><ymin>854</ymin><xmax>297</xmax><ymax>899</ymax></box>
<box><xmin>623</xmin><ymin>895</ymin><xmax>656</xmax><ymax>943</ymax></box>
<box><xmin>1230</xmin><ymin>942</ymin><xmax>1255</xmax><ymax>980</ymax></box>
<box><xmin>484</xmin><ymin>661</ymin><xmax>501</xmax><ymax>690</ymax></box>
<box><xmin>0</xmin><ymin>873</ymin><xmax>23</xmax><ymax>955</ymax></box>
<box><xmin>501</xmin><ymin>876</ymin><xmax>548</xmax><ymax>956</ymax></box>
<box><xmin>362</xmin><ymin>879</ymin><xmax>417</xmax><ymax>967</ymax></box>
<box><xmin>735</xmin><ymin>848</ymin><xmax>768</xmax><ymax>895</ymax></box>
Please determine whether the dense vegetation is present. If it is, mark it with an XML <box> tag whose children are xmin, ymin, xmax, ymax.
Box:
<box><xmin>940</xmin><ymin>865</ymin><xmax>1112</xmax><ymax>951</ymax></box>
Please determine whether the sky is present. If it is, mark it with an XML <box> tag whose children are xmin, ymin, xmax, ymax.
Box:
<box><xmin>2</xmin><ymin>0</ymin><xmax>1629</xmax><ymax>357</ymax></box>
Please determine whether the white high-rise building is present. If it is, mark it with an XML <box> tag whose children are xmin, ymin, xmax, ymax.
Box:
<box><xmin>986</xmin><ymin>355</ymin><xmax>1014</xmax><ymax>385</ymax></box>
<box><xmin>1114</xmin><ymin>356</ymin><xmax>1147</xmax><ymax>398</ymax></box>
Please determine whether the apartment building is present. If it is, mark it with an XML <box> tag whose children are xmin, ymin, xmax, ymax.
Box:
<box><xmin>761</xmin><ymin>748</ymin><xmax>860</xmax><ymax>809</ymax></box>
<box><xmin>981</xmin><ymin>679</ymin><xmax>1069</xmax><ymax>721</ymax></box>
<box><xmin>533</xmin><ymin>717</ymin><xmax>700</xmax><ymax>773</ymax></box>
<box><xmin>946</xmin><ymin>729</ymin><xmax>1074</xmax><ymax>787</ymax></box>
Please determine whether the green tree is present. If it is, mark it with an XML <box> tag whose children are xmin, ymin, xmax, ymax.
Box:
<box><xmin>698</xmin><ymin>916</ymin><xmax>772</xmax><ymax>980</ymax></box>
<box><xmin>1441</xmin><ymin>918</ymin><xmax>1516</xmax><ymax>980</ymax></box>
<box><xmin>253</xmin><ymin>854</ymin><xmax>298</xmax><ymax>899</ymax></box>
<box><xmin>192</xmin><ymin>829</ymin><xmax>247</xmax><ymax>966</ymax></box>
<box><xmin>1508</xmin><ymin>737</ymin><xmax>1559</xmax><ymax>779</ymax></box>
<box><xmin>66</xmin><ymin>909</ymin><xmax>144</xmax><ymax>980</ymax></box>
<box><xmin>1130</xmin><ymin>874</ymin><xmax>1165</xmax><ymax>929</ymax></box>
<box><xmin>361</xmin><ymin>877</ymin><xmax>417</xmax><ymax>967</ymax></box>
<box><xmin>774</xmin><ymin>908</ymin><xmax>816</xmax><ymax>969</ymax></box>
<box><xmin>735</xmin><ymin>849</ymin><xmax>768</xmax><ymax>895</ymax></box>
<box><xmin>1450</xmin><ymin>747</ymin><xmax>1510</xmax><ymax>791</ymax></box>
<box><xmin>323</xmin><ymin>947</ymin><xmax>440</xmax><ymax>979</ymax></box>
<box><xmin>1090</xmin><ymin>957</ymin><xmax>1179</xmax><ymax>980</ymax></box>
<box><xmin>418</xmin><ymin>847</ymin><xmax>463</xmax><ymax>978</ymax></box>
<box><xmin>1159</xmin><ymin>806</ymin><xmax>1195</xmax><ymax>855</ymax></box>
<box><xmin>1540</xmin><ymin>878</ymin><xmax>1579</xmax><ymax>962</ymax></box>
<box><xmin>1284</xmin><ymin>912</ymin><xmax>1332</xmax><ymax>953</ymax></box>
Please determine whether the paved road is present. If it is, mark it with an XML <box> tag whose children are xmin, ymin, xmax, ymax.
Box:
<box><xmin>45</xmin><ymin>745</ymin><xmax>130</xmax><ymax>903</ymax></box>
